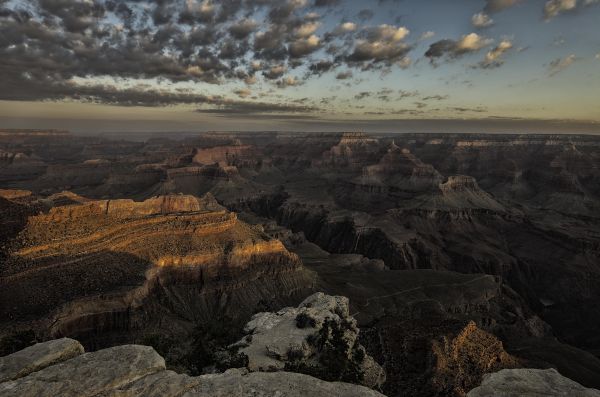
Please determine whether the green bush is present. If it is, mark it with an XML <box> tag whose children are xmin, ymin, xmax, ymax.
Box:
<box><xmin>286</xmin><ymin>318</ymin><xmax>365</xmax><ymax>385</ymax></box>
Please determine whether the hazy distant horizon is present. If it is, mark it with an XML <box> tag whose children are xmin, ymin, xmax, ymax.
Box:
<box><xmin>2</xmin><ymin>116</ymin><xmax>599</xmax><ymax>137</ymax></box>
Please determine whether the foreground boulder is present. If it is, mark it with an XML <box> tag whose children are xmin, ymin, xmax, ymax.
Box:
<box><xmin>0</xmin><ymin>338</ymin><xmax>83</xmax><ymax>382</ymax></box>
<box><xmin>467</xmin><ymin>368</ymin><xmax>600</xmax><ymax>397</ymax></box>
<box><xmin>0</xmin><ymin>339</ymin><xmax>384</xmax><ymax>397</ymax></box>
<box><xmin>226</xmin><ymin>292</ymin><xmax>386</xmax><ymax>389</ymax></box>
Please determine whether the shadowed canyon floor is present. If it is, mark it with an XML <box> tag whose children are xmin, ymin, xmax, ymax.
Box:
<box><xmin>1</xmin><ymin>130</ymin><xmax>600</xmax><ymax>395</ymax></box>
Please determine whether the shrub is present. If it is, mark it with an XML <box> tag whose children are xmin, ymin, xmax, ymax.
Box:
<box><xmin>295</xmin><ymin>312</ymin><xmax>317</xmax><ymax>329</ymax></box>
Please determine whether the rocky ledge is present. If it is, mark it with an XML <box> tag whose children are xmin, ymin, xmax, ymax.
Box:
<box><xmin>0</xmin><ymin>338</ymin><xmax>384</xmax><ymax>397</ymax></box>
<box><xmin>467</xmin><ymin>368</ymin><xmax>600</xmax><ymax>397</ymax></box>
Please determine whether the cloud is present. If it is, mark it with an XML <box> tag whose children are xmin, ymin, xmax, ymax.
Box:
<box><xmin>289</xmin><ymin>34</ymin><xmax>321</xmax><ymax>58</ymax></box>
<box><xmin>368</xmin><ymin>24</ymin><xmax>410</xmax><ymax>42</ymax></box>
<box><xmin>196</xmin><ymin>100</ymin><xmax>317</xmax><ymax>115</ymax></box>
<box><xmin>484</xmin><ymin>0</ymin><xmax>521</xmax><ymax>13</ymax></box>
<box><xmin>547</xmin><ymin>54</ymin><xmax>577</xmax><ymax>76</ymax></box>
<box><xmin>313</xmin><ymin>0</ymin><xmax>340</xmax><ymax>7</ymax></box>
<box><xmin>354</xmin><ymin>92</ymin><xmax>371</xmax><ymax>100</ymax></box>
<box><xmin>425</xmin><ymin>33</ymin><xmax>493</xmax><ymax>63</ymax></box>
<box><xmin>398</xmin><ymin>90</ymin><xmax>419</xmax><ymax>99</ymax></box>
<box><xmin>332</xmin><ymin>21</ymin><xmax>357</xmax><ymax>36</ymax></box>
<box><xmin>419</xmin><ymin>31</ymin><xmax>436</xmax><ymax>41</ymax></box>
<box><xmin>335</xmin><ymin>70</ymin><xmax>353</xmax><ymax>79</ymax></box>
<box><xmin>346</xmin><ymin>24</ymin><xmax>412</xmax><ymax>68</ymax></box>
<box><xmin>1</xmin><ymin>0</ymin><xmax>587</xmax><ymax>116</ymax></box>
<box><xmin>422</xmin><ymin>95</ymin><xmax>449</xmax><ymax>101</ymax></box>
<box><xmin>448</xmin><ymin>106</ymin><xmax>488</xmax><ymax>113</ymax></box>
<box><xmin>263</xmin><ymin>64</ymin><xmax>287</xmax><ymax>80</ymax></box>
<box><xmin>544</xmin><ymin>0</ymin><xmax>600</xmax><ymax>19</ymax></box>
<box><xmin>478</xmin><ymin>39</ymin><xmax>513</xmax><ymax>68</ymax></box>
<box><xmin>544</xmin><ymin>0</ymin><xmax>577</xmax><ymax>19</ymax></box>
<box><xmin>234</xmin><ymin>88</ymin><xmax>252</xmax><ymax>98</ymax></box>
<box><xmin>356</xmin><ymin>9</ymin><xmax>374</xmax><ymax>21</ymax></box>
<box><xmin>295</xmin><ymin>21</ymin><xmax>321</xmax><ymax>38</ymax></box>
<box><xmin>276</xmin><ymin>75</ymin><xmax>302</xmax><ymax>88</ymax></box>
<box><xmin>307</xmin><ymin>60</ymin><xmax>336</xmax><ymax>76</ymax></box>
<box><xmin>229</xmin><ymin>18</ymin><xmax>258</xmax><ymax>39</ymax></box>
<box><xmin>596</xmin><ymin>53</ymin><xmax>600</xmax><ymax>59</ymax></box>
<box><xmin>472</xmin><ymin>12</ymin><xmax>494</xmax><ymax>28</ymax></box>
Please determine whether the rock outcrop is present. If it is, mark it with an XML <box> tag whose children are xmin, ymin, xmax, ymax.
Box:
<box><xmin>227</xmin><ymin>292</ymin><xmax>385</xmax><ymax>389</ymax></box>
<box><xmin>0</xmin><ymin>193</ymin><xmax>315</xmax><ymax>362</ymax></box>
<box><xmin>0</xmin><ymin>339</ymin><xmax>384</xmax><ymax>397</ymax></box>
<box><xmin>0</xmin><ymin>338</ymin><xmax>84</xmax><ymax>382</ymax></box>
<box><xmin>467</xmin><ymin>368</ymin><xmax>600</xmax><ymax>397</ymax></box>
<box><xmin>193</xmin><ymin>145</ymin><xmax>260</xmax><ymax>168</ymax></box>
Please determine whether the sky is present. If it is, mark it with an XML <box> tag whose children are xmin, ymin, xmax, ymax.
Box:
<box><xmin>0</xmin><ymin>0</ymin><xmax>599</xmax><ymax>134</ymax></box>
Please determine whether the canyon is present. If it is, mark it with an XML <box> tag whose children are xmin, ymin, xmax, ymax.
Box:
<box><xmin>1</xmin><ymin>129</ymin><xmax>600</xmax><ymax>396</ymax></box>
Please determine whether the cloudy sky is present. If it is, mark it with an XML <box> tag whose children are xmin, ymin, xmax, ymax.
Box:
<box><xmin>0</xmin><ymin>0</ymin><xmax>599</xmax><ymax>133</ymax></box>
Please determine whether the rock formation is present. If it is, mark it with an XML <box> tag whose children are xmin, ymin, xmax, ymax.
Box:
<box><xmin>226</xmin><ymin>292</ymin><xmax>385</xmax><ymax>389</ymax></box>
<box><xmin>2</xmin><ymin>131</ymin><xmax>600</xmax><ymax>395</ymax></box>
<box><xmin>193</xmin><ymin>145</ymin><xmax>260</xmax><ymax>168</ymax></box>
<box><xmin>0</xmin><ymin>338</ymin><xmax>384</xmax><ymax>397</ymax></box>
<box><xmin>467</xmin><ymin>368</ymin><xmax>600</xmax><ymax>397</ymax></box>
<box><xmin>0</xmin><ymin>192</ymin><xmax>315</xmax><ymax>365</ymax></box>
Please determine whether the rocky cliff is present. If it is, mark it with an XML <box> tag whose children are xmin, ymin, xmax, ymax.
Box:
<box><xmin>0</xmin><ymin>193</ymin><xmax>315</xmax><ymax>365</ymax></box>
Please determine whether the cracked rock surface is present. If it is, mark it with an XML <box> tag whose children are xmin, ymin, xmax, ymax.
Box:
<box><xmin>0</xmin><ymin>338</ymin><xmax>385</xmax><ymax>397</ymax></box>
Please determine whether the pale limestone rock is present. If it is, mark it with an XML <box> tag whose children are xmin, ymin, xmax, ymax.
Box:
<box><xmin>467</xmin><ymin>368</ymin><xmax>600</xmax><ymax>397</ymax></box>
<box><xmin>232</xmin><ymin>292</ymin><xmax>386</xmax><ymax>389</ymax></box>
<box><xmin>0</xmin><ymin>340</ymin><xmax>385</xmax><ymax>397</ymax></box>
<box><xmin>183</xmin><ymin>368</ymin><xmax>385</xmax><ymax>397</ymax></box>
<box><xmin>0</xmin><ymin>338</ymin><xmax>84</xmax><ymax>382</ymax></box>
<box><xmin>0</xmin><ymin>345</ymin><xmax>165</xmax><ymax>397</ymax></box>
<box><xmin>99</xmin><ymin>370</ymin><xmax>201</xmax><ymax>397</ymax></box>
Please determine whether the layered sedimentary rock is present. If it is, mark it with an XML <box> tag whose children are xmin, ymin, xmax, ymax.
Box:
<box><xmin>317</xmin><ymin>133</ymin><xmax>381</xmax><ymax>170</ymax></box>
<box><xmin>193</xmin><ymin>145</ymin><xmax>260</xmax><ymax>168</ymax></box>
<box><xmin>430</xmin><ymin>175</ymin><xmax>506</xmax><ymax>211</ymax></box>
<box><xmin>2</xmin><ymin>131</ymin><xmax>600</xmax><ymax>395</ymax></box>
<box><xmin>361</xmin><ymin>144</ymin><xmax>443</xmax><ymax>191</ymax></box>
<box><xmin>335</xmin><ymin>145</ymin><xmax>444</xmax><ymax>210</ymax></box>
<box><xmin>0</xmin><ymin>151</ymin><xmax>47</xmax><ymax>183</ymax></box>
<box><xmin>0</xmin><ymin>339</ymin><xmax>384</xmax><ymax>397</ymax></box>
<box><xmin>0</xmin><ymin>193</ymin><xmax>315</xmax><ymax>354</ymax></box>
